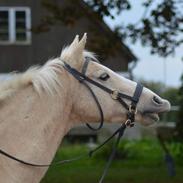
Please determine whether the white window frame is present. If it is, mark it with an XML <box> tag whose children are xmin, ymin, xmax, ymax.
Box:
<box><xmin>0</xmin><ymin>7</ymin><xmax>31</xmax><ymax>45</ymax></box>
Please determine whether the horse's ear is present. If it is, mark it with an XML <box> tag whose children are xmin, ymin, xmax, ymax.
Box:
<box><xmin>77</xmin><ymin>33</ymin><xmax>87</xmax><ymax>52</ymax></box>
<box><xmin>71</xmin><ymin>33</ymin><xmax>87</xmax><ymax>66</ymax></box>
<box><xmin>70</xmin><ymin>35</ymin><xmax>79</xmax><ymax>48</ymax></box>
<box><xmin>71</xmin><ymin>33</ymin><xmax>87</xmax><ymax>59</ymax></box>
<box><xmin>61</xmin><ymin>33</ymin><xmax>87</xmax><ymax>69</ymax></box>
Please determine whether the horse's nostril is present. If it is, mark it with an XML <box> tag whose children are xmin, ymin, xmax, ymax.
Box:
<box><xmin>153</xmin><ymin>96</ymin><xmax>163</xmax><ymax>105</ymax></box>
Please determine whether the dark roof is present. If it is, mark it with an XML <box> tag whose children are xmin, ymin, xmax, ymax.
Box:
<box><xmin>78</xmin><ymin>0</ymin><xmax>137</xmax><ymax>62</ymax></box>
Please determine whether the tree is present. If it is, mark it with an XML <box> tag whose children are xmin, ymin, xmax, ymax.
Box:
<box><xmin>34</xmin><ymin>0</ymin><xmax>183</xmax><ymax>58</ymax></box>
<box><xmin>140</xmin><ymin>79</ymin><xmax>165</xmax><ymax>95</ymax></box>
<box><xmin>175</xmin><ymin>74</ymin><xmax>183</xmax><ymax>141</ymax></box>
<box><xmin>162</xmin><ymin>87</ymin><xmax>180</xmax><ymax>106</ymax></box>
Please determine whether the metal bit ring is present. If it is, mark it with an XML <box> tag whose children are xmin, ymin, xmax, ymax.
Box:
<box><xmin>111</xmin><ymin>90</ymin><xmax>119</xmax><ymax>100</ymax></box>
<box><xmin>129</xmin><ymin>104</ymin><xmax>137</xmax><ymax>114</ymax></box>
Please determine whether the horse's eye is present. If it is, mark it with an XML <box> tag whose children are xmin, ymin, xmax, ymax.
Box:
<box><xmin>99</xmin><ymin>73</ymin><xmax>110</xmax><ymax>81</ymax></box>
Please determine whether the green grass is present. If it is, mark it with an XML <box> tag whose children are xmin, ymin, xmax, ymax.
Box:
<box><xmin>41</xmin><ymin>139</ymin><xmax>183</xmax><ymax>183</ymax></box>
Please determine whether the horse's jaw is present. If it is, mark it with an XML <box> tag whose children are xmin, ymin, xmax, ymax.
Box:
<box><xmin>137</xmin><ymin>98</ymin><xmax>171</xmax><ymax>126</ymax></box>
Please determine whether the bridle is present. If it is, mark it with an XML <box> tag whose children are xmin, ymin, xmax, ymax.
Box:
<box><xmin>63</xmin><ymin>57</ymin><xmax>143</xmax><ymax>129</ymax></box>
<box><xmin>0</xmin><ymin>58</ymin><xmax>143</xmax><ymax>183</ymax></box>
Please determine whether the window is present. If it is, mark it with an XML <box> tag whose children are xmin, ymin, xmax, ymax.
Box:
<box><xmin>0</xmin><ymin>7</ymin><xmax>31</xmax><ymax>44</ymax></box>
<box><xmin>0</xmin><ymin>11</ymin><xmax>9</xmax><ymax>41</ymax></box>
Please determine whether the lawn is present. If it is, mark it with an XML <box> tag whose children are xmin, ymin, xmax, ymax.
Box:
<box><xmin>41</xmin><ymin>139</ymin><xmax>183</xmax><ymax>183</ymax></box>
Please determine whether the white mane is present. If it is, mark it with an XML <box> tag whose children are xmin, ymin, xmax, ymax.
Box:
<box><xmin>32</xmin><ymin>58</ymin><xmax>64</xmax><ymax>95</ymax></box>
<box><xmin>32</xmin><ymin>50</ymin><xmax>97</xmax><ymax>95</ymax></box>
<box><xmin>0</xmin><ymin>50</ymin><xmax>97</xmax><ymax>101</ymax></box>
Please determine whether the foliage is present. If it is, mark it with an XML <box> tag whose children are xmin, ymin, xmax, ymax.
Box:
<box><xmin>41</xmin><ymin>140</ymin><xmax>183</xmax><ymax>183</ymax></box>
<box><xmin>140</xmin><ymin>79</ymin><xmax>165</xmax><ymax>95</ymax></box>
<box><xmin>86</xmin><ymin>0</ymin><xmax>131</xmax><ymax>18</ymax></box>
<box><xmin>34</xmin><ymin>0</ymin><xmax>183</xmax><ymax>58</ymax></box>
<box><xmin>175</xmin><ymin>74</ymin><xmax>183</xmax><ymax>140</ymax></box>
<box><xmin>162</xmin><ymin>87</ymin><xmax>180</xmax><ymax>106</ymax></box>
<box><xmin>94</xmin><ymin>138</ymin><xmax>183</xmax><ymax>164</ymax></box>
<box><xmin>118</xmin><ymin>0</ymin><xmax>183</xmax><ymax>57</ymax></box>
<box><xmin>169</xmin><ymin>141</ymin><xmax>183</xmax><ymax>163</ymax></box>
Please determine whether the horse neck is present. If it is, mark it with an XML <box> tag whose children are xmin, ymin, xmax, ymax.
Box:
<box><xmin>0</xmin><ymin>77</ymin><xmax>73</xmax><ymax>183</ymax></box>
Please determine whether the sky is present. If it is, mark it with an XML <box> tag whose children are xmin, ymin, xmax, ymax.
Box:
<box><xmin>104</xmin><ymin>1</ymin><xmax>183</xmax><ymax>88</ymax></box>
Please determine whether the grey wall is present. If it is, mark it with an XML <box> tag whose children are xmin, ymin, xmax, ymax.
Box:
<box><xmin>0</xmin><ymin>0</ymin><xmax>130</xmax><ymax>73</ymax></box>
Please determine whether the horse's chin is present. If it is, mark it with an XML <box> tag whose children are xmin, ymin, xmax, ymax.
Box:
<box><xmin>139</xmin><ymin>112</ymin><xmax>159</xmax><ymax>126</ymax></box>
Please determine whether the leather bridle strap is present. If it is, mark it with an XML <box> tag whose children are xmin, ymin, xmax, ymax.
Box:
<box><xmin>63</xmin><ymin>62</ymin><xmax>135</xmax><ymax>106</ymax></box>
<box><xmin>82</xmin><ymin>59</ymin><xmax>137</xmax><ymax>105</ymax></box>
<box><xmin>82</xmin><ymin>82</ymin><xmax>104</xmax><ymax>130</ymax></box>
<box><xmin>131</xmin><ymin>82</ymin><xmax>144</xmax><ymax>106</ymax></box>
<box><xmin>63</xmin><ymin>61</ymin><xmax>117</xmax><ymax>130</ymax></box>
<box><xmin>63</xmin><ymin>61</ymin><xmax>143</xmax><ymax>121</ymax></box>
<box><xmin>99</xmin><ymin>123</ymin><xmax>126</xmax><ymax>183</ymax></box>
<box><xmin>81</xmin><ymin>57</ymin><xmax>90</xmax><ymax>75</ymax></box>
<box><xmin>81</xmin><ymin>57</ymin><xmax>104</xmax><ymax>130</ymax></box>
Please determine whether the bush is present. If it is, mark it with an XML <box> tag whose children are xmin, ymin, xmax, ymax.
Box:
<box><xmin>169</xmin><ymin>142</ymin><xmax>183</xmax><ymax>164</ymax></box>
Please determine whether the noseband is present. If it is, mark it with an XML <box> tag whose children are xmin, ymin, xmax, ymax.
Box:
<box><xmin>0</xmin><ymin>58</ymin><xmax>143</xmax><ymax>183</ymax></box>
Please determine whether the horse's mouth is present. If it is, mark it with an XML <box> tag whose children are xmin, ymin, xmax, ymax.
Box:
<box><xmin>144</xmin><ymin>112</ymin><xmax>159</xmax><ymax>122</ymax></box>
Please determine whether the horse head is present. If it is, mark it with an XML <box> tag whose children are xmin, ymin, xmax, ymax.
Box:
<box><xmin>61</xmin><ymin>34</ymin><xmax>171</xmax><ymax>126</ymax></box>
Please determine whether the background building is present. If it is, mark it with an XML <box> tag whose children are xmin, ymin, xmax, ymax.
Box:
<box><xmin>0</xmin><ymin>0</ymin><xmax>138</xmax><ymax>140</ymax></box>
<box><xmin>0</xmin><ymin>0</ymin><xmax>136</xmax><ymax>74</ymax></box>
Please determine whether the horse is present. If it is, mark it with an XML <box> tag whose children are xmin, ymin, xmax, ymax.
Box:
<box><xmin>0</xmin><ymin>33</ymin><xmax>170</xmax><ymax>183</ymax></box>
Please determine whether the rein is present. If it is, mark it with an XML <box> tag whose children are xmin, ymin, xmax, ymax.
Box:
<box><xmin>0</xmin><ymin>58</ymin><xmax>143</xmax><ymax>183</ymax></box>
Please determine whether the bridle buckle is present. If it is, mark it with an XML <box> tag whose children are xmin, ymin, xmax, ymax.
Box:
<box><xmin>125</xmin><ymin>119</ymin><xmax>131</xmax><ymax>126</ymax></box>
<box><xmin>111</xmin><ymin>90</ymin><xmax>119</xmax><ymax>100</ymax></box>
<box><xmin>125</xmin><ymin>119</ymin><xmax>134</xmax><ymax>127</ymax></box>
<box><xmin>129</xmin><ymin>104</ymin><xmax>137</xmax><ymax>114</ymax></box>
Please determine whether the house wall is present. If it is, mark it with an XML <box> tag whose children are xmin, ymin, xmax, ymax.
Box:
<box><xmin>0</xmin><ymin>0</ymin><xmax>130</xmax><ymax>73</ymax></box>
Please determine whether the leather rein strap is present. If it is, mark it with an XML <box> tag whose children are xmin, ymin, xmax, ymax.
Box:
<box><xmin>0</xmin><ymin>58</ymin><xmax>143</xmax><ymax>183</ymax></box>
